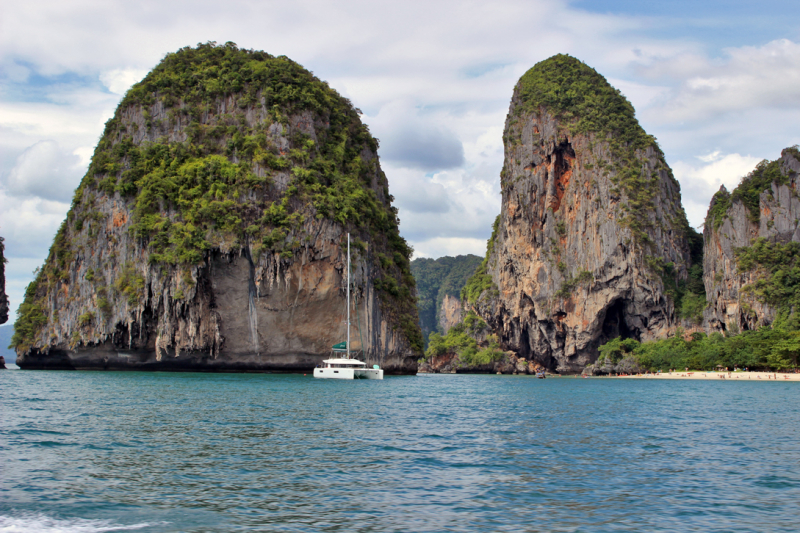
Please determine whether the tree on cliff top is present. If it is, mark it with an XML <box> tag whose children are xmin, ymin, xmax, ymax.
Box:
<box><xmin>516</xmin><ymin>54</ymin><xmax>654</xmax><ymax>150</ymax></box>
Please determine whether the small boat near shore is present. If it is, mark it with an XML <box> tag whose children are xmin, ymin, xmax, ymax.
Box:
<box><xmin>313</xmin><ymin>233</ymin><xmax>383</xmax><ymax>380</ymax></box>
<box><xmin>314</xmin><ymin>357</ymin><xmax>384</xmax><ymax>379</ymax></box>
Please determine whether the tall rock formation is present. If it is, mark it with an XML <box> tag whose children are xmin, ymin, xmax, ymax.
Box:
<box><xmin>465</xmin><ymin>54</ymin><xmax>698</xmax><ymax>373</ymax></box>
<box><xmin>0</xmin><ymin>237</ymin><xmax>7</xmax><ymax>368</ymax></box>
<box><xmin>12</xmin><ymin>43</ymin><xmax>422</xmax><ymax>373</ymax></box>
<box><xmin>704</xmin><ymin>148</ymin><xmax>800</xmax><ymax>332</ymax></box>
<box><xmin>0</xmin><ymin>237</ymin><xmax>8</xmax><ymax>325</ymax></box>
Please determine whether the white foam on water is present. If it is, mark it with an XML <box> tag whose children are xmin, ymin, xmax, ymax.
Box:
<box><xmin>0</xmin><ymin>513</ymin><xmax>166</xmax><ymax>533</ymax></box>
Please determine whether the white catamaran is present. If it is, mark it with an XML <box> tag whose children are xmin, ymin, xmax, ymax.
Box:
<box><xmin>313</xmin><ymin>233</ymin><xmax>384</xmax><ymax>380</ymax></box>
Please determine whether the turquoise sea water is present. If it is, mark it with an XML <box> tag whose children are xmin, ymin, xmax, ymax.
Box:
<box><xmin>2</xmin><ymin>370</ymin><xmax>800</xmax><ymax>532</ymax></box>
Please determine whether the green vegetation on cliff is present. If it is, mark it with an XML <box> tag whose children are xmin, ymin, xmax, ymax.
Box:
<box><xmin>705</xmin><ymin>187</ymin><xmax>732</xmax><ymax>231</ymax></box>
<box><xmin>120</xmin><ymin>42</ymin><xmax>357</xmax><ymax>118</ymax></box>
<box><xmin>461</xmin><ymin>215</ymin><xmax>501</xmax><ymax>304</ymax></box>
<box><xmin>731</xmin><ymin>159</ymin><xmax>788</xmax><ymax>224</ymax></box>
<box><xmin>517</xmin><ymin>54</ymin><xmax>652</xmax><ymax>150</ymax></box>
<box><xmin>736</xmin><ymin>237</ymin><xmax>800</xmax><ymax>329</ymax></box>
<box><xmin>647</xmin><ymin>224</ymin><xmax>706</xmax><ymax>324</ymax></box>
<box><xmin>515</xmin><ymin>54</ymin><xmax>688</xmax><ymax>249</ymax></box>
<box><xmin>10</xmin><ymin>276</ymin><xmax>47</xmax><ymax>353</ymax></box>
<box><xmin>706</xmin><ymin>148</ymin><xmax>799</xmax><ymax>229</ymax></box>
<box><xmin>82</xmin><ymin>42</ymin><xmax>391</xmax><ymax>264</ymax></box>
<box><xmin>13</xmin><ymin>42</ymin><xmax>422</xmax><ymax>355</ymax></box>
<box><xmin>424</xmin><ymin>311</ymin><xmax>503</xmax><ymax>367</ymax></box>
<box><xmin>410</xmin><ymin>254</ymin><xmax>482</xmax><ymax>339</ymax></box>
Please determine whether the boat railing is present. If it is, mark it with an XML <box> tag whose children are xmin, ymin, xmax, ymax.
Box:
<box><xmin>330</xmin><ymin>349</ymin><xmax>364</xmax><ymax>359</ymax></box>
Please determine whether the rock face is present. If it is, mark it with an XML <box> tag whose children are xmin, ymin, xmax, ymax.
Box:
<box><xmin>467</xmin><ymin>55</ymin><xmax>696</xmax><ymax>373</ymax></box>
<box><xmin>419</xmin><ymin>349</ymin><xmax>546</xmax><ymax>375</ymax></box>
<box><xmin>581</xmin><ymin>356</ymin><xmax>643</xmax><ymax>376</ymax></box>
<box><xmin>704</xmin><ymin>148</ymin><xmax>800</xmax><ymax>332</ymax></box>
<box><xmin>437</xmin><ymin>294</ymin><xmax>463</xmax><ymax>334</ymax></box>
<box><xmin>0</xmin><ymin>237</ymin><xmax>6</xmax><ymax>369</ymax></box>
<box><xmin>0</xmin><ymin>237</ymin><xmax>8</xmax><ymax>325</ymax></box>
<box><xmin>13</xmin><ymin>43</ymin><xmax>422</xmax><ymax>373</ymax></box>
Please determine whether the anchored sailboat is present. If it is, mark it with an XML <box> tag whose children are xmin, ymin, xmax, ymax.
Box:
<box><xmin>313</xmin><ymin>233</ymin><xmax>384</xmax><ymax>380</ymax></box>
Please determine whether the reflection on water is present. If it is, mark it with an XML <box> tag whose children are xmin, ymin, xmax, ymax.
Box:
<box><xmin>2</xmin><ymin>371</ymin><xmax>800</xmax><ymax>532</ymax></box>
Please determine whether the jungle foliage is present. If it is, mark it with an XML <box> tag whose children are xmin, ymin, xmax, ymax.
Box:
<box><xmin>424</xmin><ymin>311</ymin><xmax>504</xmax><ymax>367</ymax></box>
<box><xmin>705</xmin><ymin>149</ymin><xmax>798</xmax><ymax>230</ymax></box>
<box><xmin>646</xmin><ymin>223</ymin><xmax>706</xmax><ymax>323</ymax></box>
<box><xmin>705</xmin><ymin>187</ymin><xmax>732</xmax><ymax>231</ymax></box>
<box><xmin>731</xmin><ymin>159</ymin><xmax>788</xmax><ymax>224</ymax></box>
<box><xmin>81</xmin><ymin>42</ymin><xmax>390</xmax><ymax>265</ymax></box>
<box><xmin>599</xmin><ymin>328</ymin><xmax>800</xmax><ymax>372</ymax></box>
<box><xmin>461</xmin><ymin>215</ymin><xmax>501</xmax><ymax>304</ymax></box>
<box><xmin>410</xmin><ymin>254</ymin><xmax>482</xmax><ymax>341</ymax></box>
<box><xmin>735</xmin><ymin>238</ymin><xmax>800</xmax><ymax>329</ymax></box>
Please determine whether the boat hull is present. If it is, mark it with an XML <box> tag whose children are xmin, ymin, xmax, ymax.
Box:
<box><xmin>313</xmin><ymin>367</ymin><xmax>384</xmax><ymax>380</ymax></box>
<box><xmin>354</xmin><ymin>368</ymin><xmax>384</xmax><ymax>380</ymax></box>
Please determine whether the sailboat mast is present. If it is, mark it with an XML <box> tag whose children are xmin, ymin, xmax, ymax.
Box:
<box><xmin>346</xmin><ymin>233</ymin><xmax>350</xmax><ymax>359</ymax></box>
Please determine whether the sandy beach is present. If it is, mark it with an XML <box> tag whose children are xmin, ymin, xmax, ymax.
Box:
<box><xmin>610</xmin><ymin>371</ymin><xmax>800</xmax><ymax>381</ymax></box>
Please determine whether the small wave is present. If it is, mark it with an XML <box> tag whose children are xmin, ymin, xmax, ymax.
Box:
<box><xmin>0</xmin><ymin>513</ymin><xmax>165</xmax><ymax>533</ymax></box>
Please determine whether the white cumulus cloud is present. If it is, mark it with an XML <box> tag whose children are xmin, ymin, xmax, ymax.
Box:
<box><xmin>100</xmin><ymin>68</ymin><xmax>148</xmax><ymax>95</ymax></box>
<box><xmin>640</xmin><ymin>39</ymin><xmax>800</xmax><ymax>124</ymax></box>
<box><xmin>3</xmin><ymin>140</ymin><xmax>85</xmax><ymax>202</ymax></box>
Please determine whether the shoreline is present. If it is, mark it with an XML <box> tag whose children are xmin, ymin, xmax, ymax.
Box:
<box><xmin>418</xmin><ymin>370</ymin><xmax>800</xmax><ymax>381</ymax></box>
<box><xmin>602</xmin><ymin>371</ymin><xmax>800</xmax><ymax>381</ymax></box>
<box><xmin>10</xmin><ymin>365</ymin><xmax>799</xmax><ymax>381</ymax></box>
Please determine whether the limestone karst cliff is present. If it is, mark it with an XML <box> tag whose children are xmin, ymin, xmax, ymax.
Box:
<box><xmin>0</xmin><ymin>237</ymin><xmax>7</xmax><ymax>368</ymax></box>
<box><xmin>704</xmin><ymin>147</ymin><xmax>800</xmax><ymax>332</ymax></box>
<box><xmin>437</xmin><ymin>294</ymin><xmax>463</xmax><ymax>334</ymax></box>
<box><xmin>462</xmin><ymin>54</ymin><xmax>700</xmax><ymax>373</ymax></box>
<box><xmin>0</xmin><ymin>237</ymin><xmax>8</xmax><ymax>325</ymax></box>
<box><xmin>12</xmin><ymin>43</ymin><xmax>422</xmax><ymax>372</ymax></box>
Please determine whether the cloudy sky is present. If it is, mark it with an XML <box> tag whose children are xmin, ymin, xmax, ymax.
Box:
<box><xmin>2</xmin><ymin>0</ymin><xmax>800</xmax><ymax>317</ymax></box>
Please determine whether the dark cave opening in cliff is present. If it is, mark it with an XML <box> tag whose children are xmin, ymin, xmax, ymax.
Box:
<box><xmin>555</xmin><ymin>140</ymin><xmax>576</xmax><ymax>161</ymax></box>
<box><xmin>600</xmin><ymin>299</ymin><xmax>640</xmax><ymax>345</ymax></box>
<box><xmin>547</xmin><ymin>141</ymin><xmax>576</xmax><ymax>212</ymax></box>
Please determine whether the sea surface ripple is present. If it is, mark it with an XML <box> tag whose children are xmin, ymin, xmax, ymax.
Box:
<box><xmin>2</xmin><ymin>371</ymin><xmax>800</xmax><ymax>532</ymax></box>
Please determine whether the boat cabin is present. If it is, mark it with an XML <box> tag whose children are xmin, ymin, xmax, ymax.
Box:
<box><xmin>319</xmin><ymin>358</ymin><xmax>367</xmax><ymax>369</ymax></box>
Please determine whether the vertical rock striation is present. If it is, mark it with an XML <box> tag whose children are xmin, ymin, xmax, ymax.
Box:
<box><xmin>704</xmin><ymin>148</ymin><xmax>800</xmax><ymax>332</ymax></box>
<box><xmin>465</xmin><ymin>55</ymin><xmax>697</xmax><ymax>373</ymax></box>
<box><xmin>0</xmin><ymin>237</ymin><xmax>8</xmax><ymax>325</ymax></box>
<box><xmin>0</xmin><ymin>237</ymin><xmax>7</xmax><ymax>368</ymax></box>
<box><xmin>12</xmin><ymin>43</ymin><xmax>422</xmax><ymax>373</ymax></box>
<box><xmin>437</xmin><ymin>294</ymin><xmax>464</xmax><ymax>334</ymax></box>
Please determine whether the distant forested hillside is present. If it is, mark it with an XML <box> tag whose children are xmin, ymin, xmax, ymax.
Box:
<box><xmin>411</xmin><ymin>255</ymin><xmax>481</xmax><ymax>340</ymax></box>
